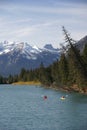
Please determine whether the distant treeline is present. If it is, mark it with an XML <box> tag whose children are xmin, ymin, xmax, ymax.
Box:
<box><xmin>0</xmin><ymin>27</ymin><xmax>87</xmax><ymax>92</ymax></box>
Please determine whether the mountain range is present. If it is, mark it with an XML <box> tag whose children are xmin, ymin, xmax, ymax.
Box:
<box><xmin>0</xmin><ymin>41</ymin><xmax>60</xmax><ymax>76</ymax></box>
<box><xmin>0</xmin><ymin>35</ymin><xmax>87</xmax><ymax>76</ymax></box>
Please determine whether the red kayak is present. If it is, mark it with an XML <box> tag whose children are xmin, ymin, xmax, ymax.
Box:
<box><xmin>43</xmin><ymin>96</ymin><xmax>47</xmax><ymax>100</ymax></box>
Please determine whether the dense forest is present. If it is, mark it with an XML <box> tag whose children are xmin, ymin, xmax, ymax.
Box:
<box><xmin>0</xmin><ymin>27</ymin><xmax>87</xmax><ymax>93</ymax></box>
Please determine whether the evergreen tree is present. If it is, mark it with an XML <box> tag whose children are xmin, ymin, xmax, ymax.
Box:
<box><xmin>19</xmin><ymin>68</ymin><xmax>27</xmax><ymax>81</ymax></box>
<box><xmin>82</xmin><ymin>44</ymin><xmax>87</xmax><ymax>68</ymax></box>
<box><xmin>0</xmin><ymin>75</ymin><xmax>3</xmax><ymax>84</ymax></box>
<box><xmin>27</xmin><ymin>69</ymin><xmax>35</xmax><ymax>81</ymax></box>
<box><xmin>62</xmin><ymin>26</ymin><xmax>87</xmax><ymax>87</ymax></box>
<box><xmin>59</xmin><ymin>53</ymin><xmax>69</xmax><ymax>85</ymax></box>
<box><xmin>38</xmin><ymin>62</ymin><xmax>45</xmax><ymax>83</ymax></box>
<box><xmin>8</xmin><ymin>75</ymin><xmax>13</xmax><ymax>84</ymax></box>
<box><xmin>13</xmin><ymin>75</ymin><xmax>18</xmax><ymax>83</ymax></box>
<box><xmin>43</xmin><ymin>67</ymin><xmax>53</xmax><ymax>85</ymax></box>
<box><xmin>62</xmin><ymin>26</ymin><xmax>87</xmax><ymax>78</ymax></box>
<box><xmin>51</xmin><ymin>60</ymin><xmax>61</xmax><ymax>85</ymax></box>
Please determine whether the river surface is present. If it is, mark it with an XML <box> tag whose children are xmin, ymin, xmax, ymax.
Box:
<box><xmin>0</xmin><ymin>85</ymin><xmax>87</xmax><ymax>130</ymax></box>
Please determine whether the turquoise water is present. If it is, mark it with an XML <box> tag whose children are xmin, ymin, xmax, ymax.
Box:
<box><xmin>0</xmin><ymin>85</ymin><xmax>87</xmax><ymax>130</ymax></box>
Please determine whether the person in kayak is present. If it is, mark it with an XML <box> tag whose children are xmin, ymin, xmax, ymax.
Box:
<box><xmin>43</xmin><ymin>95</ymin><xmax>47</xmax><ymax>100</ymax></box>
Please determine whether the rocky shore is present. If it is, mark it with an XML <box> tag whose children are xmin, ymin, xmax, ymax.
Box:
<box><xmin>44</xmin><ymin>84</ymin><xmax>87</xmax><ymax>94</ymax></box>
<box><xmin>12</xmin><ymin>81</ymin><xmax>87</xmax><ymax>94</ymax></box>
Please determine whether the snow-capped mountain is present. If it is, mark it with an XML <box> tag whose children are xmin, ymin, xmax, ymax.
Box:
<box><xmin>0</xmin><ymin>41</ymin><xmax>59</xmax><ymax>59</ymax></box>
<box><xmin>0</xmin><ymin>41</ymin><xmax>41</xmax><ymax>59</ymax></box>
<box><xmin>0</xmin><ymin>35</ymin><xmax>87</xmax><ymax>76</ymax></box>
<box><xmin>0</xmin><ymin>41</ymin><xmax>60</xmax><ymax>76</ymax></box>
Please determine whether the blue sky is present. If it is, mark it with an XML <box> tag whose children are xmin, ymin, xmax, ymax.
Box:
<box><xmin>0</xmin><ymin>0</ymin><xmax>87</xmax><ymax>48</ymax></box>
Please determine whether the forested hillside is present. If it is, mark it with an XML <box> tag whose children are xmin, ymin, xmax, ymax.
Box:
<box><xmin>0</xmin><ymin>27</ymin><xmax>87</xmax><ymax>93</ymax></box>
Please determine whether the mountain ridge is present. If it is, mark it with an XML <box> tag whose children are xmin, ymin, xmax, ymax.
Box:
<box><xmin>0</xmin><ymin>35</ymin><xmax>87</xmax><ymax>76</ymax></box>
<box><xmin>0</xmin><ymin>42</ymin><xmax>60</xmax><ymax>76</ymax></box>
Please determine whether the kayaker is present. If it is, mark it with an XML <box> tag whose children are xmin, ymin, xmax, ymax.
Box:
<box><xmin>43</xmin><ymin>95</ymin><xmax>47</xmax><ymax>100</ymax></box>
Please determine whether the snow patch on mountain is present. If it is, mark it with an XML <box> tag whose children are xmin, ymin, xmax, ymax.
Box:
<box><xmin>0</xmin><ymin>41</ymin><xmax>59</xmax><ymax>60</ymax></box>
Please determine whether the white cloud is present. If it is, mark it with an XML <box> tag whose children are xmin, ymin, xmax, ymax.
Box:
<box><xmin>0</xmin><ymin>1</ymin><xmax>87</xmax><ymax>47</ymax></box>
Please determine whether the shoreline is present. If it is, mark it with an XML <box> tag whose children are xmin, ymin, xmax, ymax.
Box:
<box><xmin>12</xmin><ymin>81</ymin><xmax>41</xmax><ymax>85</ymax></box>
<box><xmin>12</xmin><ymin>81</ymin><xmax>87</xmax><ymax>94</ymax></box>
<box><xmin>43</xmin><ymin>84</ymin><xmax>87</xmax><ymax>94</ymax></box>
